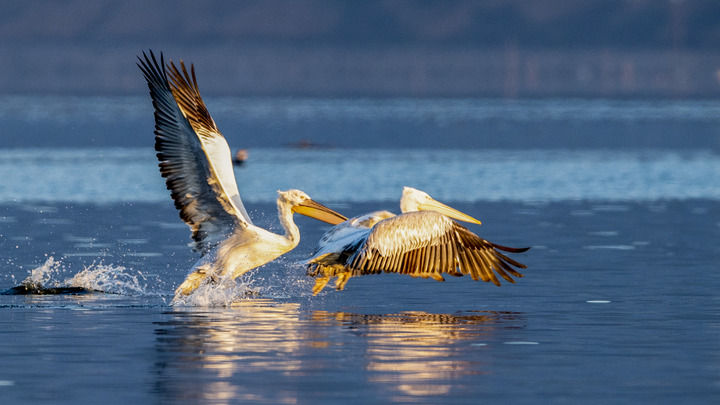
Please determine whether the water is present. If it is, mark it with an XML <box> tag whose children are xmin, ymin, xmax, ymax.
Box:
<box><xmin>1</xmin><ymin>97</ymin><xmax>719</xmax><ymax>403</ymax></box>
<box><xmin>2</xmin><ymin>96</ymin><xmax>720</xmax><ymax>149</ymax></box>
<box><xmin>1</xmin><ymin>148</ymin><xmax>719</xmax><ymax>203</ymax></box>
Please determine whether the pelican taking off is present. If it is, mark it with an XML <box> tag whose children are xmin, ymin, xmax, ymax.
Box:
<box><xmin>138</xmin><ymin>51</ymin><xmax>347</xmax><ymax>298</ymax></box>
<box><xmin>307</xmin><ymin>187</ymin><xmax>529</xmax><ymax>294</ymax></box>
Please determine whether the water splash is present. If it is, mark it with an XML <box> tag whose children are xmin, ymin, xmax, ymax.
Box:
<box><xmin>13</xmin><ymin>256</ymin><xmax>158</xmax><ymax>296</ymax></box>
<box><xmin>169</xmin><ymin>258</ymin><xmax>313</xmax><ymax>307</ymax></box>
<box><xmin>170</xmin><ymin>276</ymin><xmax>257</xmax><ymax>307</ymax></box>
<box><xmin>249</xmin><ymin>258</ymin><xmax>316</xmax><ymax>299</ymax></box>
<box><xmin>22</xmin><ymin>256</ymin><xmax>63</xmax><ymax>290</ymax></box>
<box><xmin>66</xmin><ymin>264</ymin><xmax>156</xmax><ymax>296</ymax></box>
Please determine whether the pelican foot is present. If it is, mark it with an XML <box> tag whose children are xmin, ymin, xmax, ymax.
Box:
<box><xmin>334</xmin><ymin>273</ymin><xmax>351</xmax><ymax>291</ymax></box>
<box><xmin>312</xmin><ymin>276</ymin><xmax>330</xmax><ymax>296</ymax></box>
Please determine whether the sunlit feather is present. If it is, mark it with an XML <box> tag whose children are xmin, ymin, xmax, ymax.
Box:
<box><xmin>139</xmin><ymin>51</ymin><xmax>346</xmax><ymax>301</ymax></box>
<box><xmin>307</xmin><ymin>187</ymin><xmax>529</xmax><ymax>294</ymax></box>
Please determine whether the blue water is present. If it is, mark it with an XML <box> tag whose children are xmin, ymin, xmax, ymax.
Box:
<box><xmin>2</xmin><ymin>96</ymin><xmax>720</xmax><ymax>149</ymax></box>
<box><xmin>0</xmin><ymin>97</ymin><xmax>719</xmax><ymax>404</ymax></box>
<box><xmin>1</xmin><ymin>148</ymin><xmax>718</xmax><ymax>203</ymax></box>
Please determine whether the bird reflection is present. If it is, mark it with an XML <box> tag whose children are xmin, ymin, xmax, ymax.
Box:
<box><xmin>153</xmin><ymin>300</ymin><xmax>305</xmax><ymax>404</ymax></box>
<box><xmin>152</xmin><ymin>300</ymin><xmax>523</xmax><ymax>403</ymax></box>
<box><xmin>310</xmin><ymin>311</ymin><xmax>522</xmax><ymax>397</ymax></box>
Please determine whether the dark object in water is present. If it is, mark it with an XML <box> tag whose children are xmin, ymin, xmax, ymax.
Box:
<box><xmin>233</xmin><ymin>149</ymin><xmax>248</xmax><ymax>166</ymax></box>
<box><xmin>1</xmin><ymin>285</ymin><xmax>93</xmax><ymax>295</ymax></box>
<box><xmin>288</xmin><ymin>139</ymin><xmax>330</xmax><ymax>149</ymax></box>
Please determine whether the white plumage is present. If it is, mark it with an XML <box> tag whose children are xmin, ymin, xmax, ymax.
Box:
<box><xmin>138</xmin><ymin>51</ymin><xmax>346</xmax><ymax>300</ymax></box>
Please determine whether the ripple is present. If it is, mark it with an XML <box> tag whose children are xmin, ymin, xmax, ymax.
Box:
<box><xmin>588</xmin><ymin>231</ymin><xmax>619</xmax><ymax>237</ymax></box>
<box><xmin>19</xmin><ymin>205</ymin><xmax>58</xmax><ymax>214</ymax></box>
<box><xmin>63</xmin><ymin>235</ymin><xmax>96</xmax><ymax>243</ymax></box>
<box><xmin>62</xmin><ymin>252</ymin><xmax>111</xmax><ymax>257</ymax></box>
<box><xmin>125</xmin><ymin>252</ymin><xmax>163</xmax><ymax>257</ymax></box>
<box><xmin>117</xmin><ymin>238</ymin><xmax>149</xmax><ymax>245</ymax></box>
<box><xmin>592</xmin><ymin>204</ymin><xmax>630</xmax><ymax>212</ymax></box>
<box><xmin>583</xmin><ymin>245</ymin><xmax>636</xmax><ymax>250</ymax></box>
<box><xmin>503</xmin><ymin>341</ymin><xmax>540</xmax><ymax>345</ymax></box>
<box><xmin>73</xmin><ymin>243</ymin><xmax>113</xmax><ymax>248</ymax></box>
<box><xmin>35</xmin><ymin>218</ymin><xmax>73</xmax><ymax>225</ymax></box>
<box><xmin>586</xmin><ymin>300</ymin><xmax>612</xmax><ymax>304</ymax></box>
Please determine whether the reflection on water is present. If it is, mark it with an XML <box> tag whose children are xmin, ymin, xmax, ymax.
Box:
<box><xmin>153</xmin><ymin>300</ymin><xmax>523</xmax><ymax>403</ymax></box>
<box><xmin>155</xmin><ymin>300</ymin><xmax>301</xmax><ymax>403</ymax></box>
<box><xmin>313</xmin><ymin>311</ymin><xmax>521</xmax><ymax>398</ymax></box>
<box><xmin>154</xmin><ymin>300</ymin><xmax>304</xmax><ymax>403</ymax></box>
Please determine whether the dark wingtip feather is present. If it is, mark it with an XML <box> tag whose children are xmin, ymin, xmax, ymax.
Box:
<box><xmin>491</xmin><ymin>243</ymin><xmax>531</xmax><ymax>253</ymax></box>
<box><xmin>494</xmin><ymin>250</ymin><xmax>528</xmax><ymax>269</ymax></box>
<box><xmin>137</xmin><ymin>49</ymin><xmax>170</xmax><ymax>90</ymax></box>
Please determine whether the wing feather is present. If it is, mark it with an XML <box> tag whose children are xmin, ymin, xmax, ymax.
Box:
<box><xmin>340</xmin><ymin>211</ymin><xmax>528</xmax><ymax>285</ymax></box>
<box><xmin>138</xmin><ymin>51</ymin><xmax>248</xmax><ymax>254</ymax></box>
<box><xmin>165</xmin><ymin>58</ymin><xmax>253</xmax><ymax>224</ymax></box>
<box><xmin>467</xmin><ymin>251</ymin><xmax>489</xmax><ymax>282</ymax></box>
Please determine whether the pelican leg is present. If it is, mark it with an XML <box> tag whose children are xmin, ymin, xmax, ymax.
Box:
<box><xmin>430</xmin><ymin>273</ymin><xmax>445</xmax><ymax>282</ymax></box>
<box><xmin>312</xmin><ymin>275</ymin><xmax>331</xmax><ymax>296</ymax></box>
<box><xmin>335</xmin><ymin>273</ymin><xmax>351</xmax><ymax>291</ymax></box>
<box><xmin>174</xmin><ymin>265</ymin><xmax>216</xmax><ymax>296</ymax></box>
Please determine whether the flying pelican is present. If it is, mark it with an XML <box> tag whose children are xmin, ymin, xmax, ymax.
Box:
<box><xmin>137</xmin><ymin>51</ymin><xmax>347</xmax><ymax>298</ymax></box>
<box><xmin>306</xmin><ymin>187</ymin><xmax>529</xmax><ymax>294</ymax></box>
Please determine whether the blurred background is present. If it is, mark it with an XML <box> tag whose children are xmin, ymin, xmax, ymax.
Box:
<box><xmin>1</xmin><ymin>0</ymin><xmax>719</xmax><ymax>151</ymax></box>
<box><xmin>1</xmin><ymin>0</ymin><xmax>720</xmax><ymax>98</ymax></box>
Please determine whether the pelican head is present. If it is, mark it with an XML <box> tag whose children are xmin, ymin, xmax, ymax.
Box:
<box><xmin>400</xmin><ymin>186</ymin><xmax>482</xmax><ymax>225</ymax></box>
<box><xmin>277</xmin><ymin>189</ymin><xmax>347</xmax><ymax>225</ymax></box>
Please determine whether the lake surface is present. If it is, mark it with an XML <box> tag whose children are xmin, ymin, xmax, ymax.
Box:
<box><xmin>0</xmin><ymin>97</ymin><xmax>718</xmax><ymax>404</ymax></box>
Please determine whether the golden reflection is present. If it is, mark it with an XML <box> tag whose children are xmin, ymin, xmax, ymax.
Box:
<box><xmin>153</xmin><ymin>299</ymin><xmax>304</xmax><ymax>405</ymax></box>
<box><xmin>311</xmin><ymin>311</ymin><xmax>520</xmax><ymax>398</ymax></box>
<box><xmin>153</xmin><ymin>300</ymin><xmax>522</xmax><ymax>402</ymax></box>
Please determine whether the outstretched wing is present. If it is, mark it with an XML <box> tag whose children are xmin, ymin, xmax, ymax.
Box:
<box><xmin>138</xmin><ymin>50</ymin><xmax>252</xmax><ymax>254</ymax></box>
<box><xmin>341</xmin><ymin>211</ymin><xmax>529</xmax><ymax>285</ymax></box>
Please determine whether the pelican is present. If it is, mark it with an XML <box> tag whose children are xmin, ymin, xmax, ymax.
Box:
<box><xmin>306</xmin><ymin>187</ymin><xmax>529</xmax><ymax>294</ymax></box>
<box><xmin>137</xmin><ymin>51</ymin><xmax>347</xmax><ymax>298</ymax></box>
